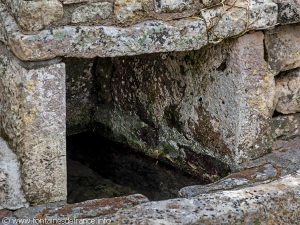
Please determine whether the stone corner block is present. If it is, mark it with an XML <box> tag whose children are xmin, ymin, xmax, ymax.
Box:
<box><xmin>0</xmin><ymin>47</ymin><xmax>67</xmax><ymax>205</ymax></box>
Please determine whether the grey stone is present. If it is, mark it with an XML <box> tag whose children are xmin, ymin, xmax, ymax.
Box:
<box><xmin>265</xmin><ymin>24</ymin><xmax>300</xmax><ymax>73</ymax></box>
<box><xmin>0</xmin><ymin>0</ymin><xmax>277</xmax><ymax>61</ymax></box>
<box><xmin>114</xmin><ymin>0</ymin><xmax>144</xmax><ymax>23</ymax></box>
<box><xmin>62</xmin><ymin>0</ymin><xmax>92</xmax><ymax>4</ymax></box>
<box><xmin>2</xmin><ymin>0</ymin><xmax>63</xmax><ymax>31</ymax></box>
<box><xmin>272</xmin><ymin>113</ymin><xmax>300</xmax><ymax>140</ymax></box>
<box><xmin>240</xmin><ymin>138</ymin><xmax>300</xmax><ymax>176</ymax></box>
<box><xmin>109</xmin><ymin>171</ymin><xmax>300</xmax><ymax>224</ymax></box>
<box><xmin>71</xmin><ymin>2</ymin><xmax>113</xmax><ymax>23</ymax></box>
<box><xmin>14</xmin><ymin>194</ymin><xmax>149</xmax><ymax>222</ymax></box>
<box><xmin>179</xmin><ymin>163</ymin><xmax>280</xmax><ymax>198</ymax></box>
<box><xmin>93</xmin><ymin>32</ymin><xmax>275</xmax><ymax>176</ymax></box>
<box><xmin>0</xmin><ymin>46</ymin><xmax>67</xmax><ymax>205</ymax></box>
<box><xmin>275</xmin><ymin>68</ymin><xmax>300</xmax><ymax>114</ymax></box>
<box><xmin>0</xmin><ymin>138</ymin><xmax>28</xmax><ymax>210</ymax></box>
<box><xmin>154</xmin><ymin>0</ymin><xmax>194</xmax><ymax>13</ymax></box>
<box><xmin>277</xmin><ymin>0</ymin><xmax>300</xmax><ymax>24</ymax></box>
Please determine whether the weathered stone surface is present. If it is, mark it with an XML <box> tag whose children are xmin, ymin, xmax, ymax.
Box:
<box><xmin>3</xmin><ymin>0</ymin><xmax>63</xmax><ymax>31</ymax></box>
<box><xmin>275</xmin><ymin>68</ymin><xmax>300</xmax><ymax>114</ymax></box>
<box><xmin>0</xmin><ymin>46</ymin><xmax>67</xmax><ymax>205</ymax></box>
<box><xmin>272</xmin><ymin>113</ymin><xmax>300</xmax><ymax>140</ymax></box>
<box><xmin>265</xmin><ymin>24</ymin><xmax>300</xmax><ymax>73</ymax></box>
<box><xmin>3</xmin><ymin>138</ymin><xmax>299</xmax><ymax>224</ymax></box>
<box><xmin>0</xmin><ymin>0</ymin><xmax>277</xmax><ymax>61</ymax></box>
<box><xmin>0</xmin><ymin>138</ymin><xmax>27</xmax><ymax>210</ymax></box>
<box><xmin>114</xmin><ymin>0</ymin><xmax>144</xmax><ymax>23</ymax></box>
<box><xmin>179</xmin><ymin>163</ymin><xmax>281</xmax><ymax>198</ymax></box>
<box><xmin>155</xmin><ymin>0</ymin><xmax>194</xmax><ymax>13</ymax></box>
<box><xmin>202</xmin><ymin>0</ymin><xmax>277</xmax><ymax>43</ymax></box>
<box><xmin>277</xmin><ymin>0</ymin><xmax>300</xmax><ymax>24</ymax></box>
<box><xmin>65</xmin><ymin>58</ymin><xmax>95</xmax><ymax>135</ymax></box>
<box><xmin>71</xmin><ymin>2</ymin><xmax>113</xmax><ymax>23</ymax></box>
<box><xmin>93</xmin><ymin>32</ymin><xmax>274</xmax><ymax>176</ymax></box>
<box><xmin>202</xmin><ymin>0</ymin><xmax>222</xmax><ymax>7</ymax></box>
<box><xmin>14</xmin><ymin>194</ymin><xmax>148</xmax><ymax>222</ymax></box>
<box><xmin>62</xmin><ymin>0</ymin><xmax>93</xmax><ymax>4</ymax></box>
<box><xmin>111</xmin><ymin>172</ymin><xmax>300</xmax><ymax>224</ymax></box>
<box><xmin>241</xmin><ymin>138</ymin><xmax>300</xmax><ymax>175</ymax></box>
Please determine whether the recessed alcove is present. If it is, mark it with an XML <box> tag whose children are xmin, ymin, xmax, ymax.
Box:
<box><xmin>67</xmin><ymin>131</ymin><xmax>206</xmax><ymax>203</ymax></box>
<box><xmin>64</xmin><ymin>53</ymin><xmax>233</xmax><ymax>203</ymax></box>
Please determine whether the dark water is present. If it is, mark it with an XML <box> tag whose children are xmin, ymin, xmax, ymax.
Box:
<box><xmin>67</xmin><ymin>132</ymin><xmax>206</xmax><ymax>203</ymax></box>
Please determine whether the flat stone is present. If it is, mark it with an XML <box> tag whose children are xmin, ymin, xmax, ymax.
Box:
<box><xmin>179</xmin><ymin>163</ymin><xmax>281</xmax><ymax>198</ymax></box>
<box><xmin>109</xmin><ymin>172</ymin><xmax>300</xmax><ymax>224</ymax></box>
<box><xmin>71</xmin><ymin>2</ymin><xmax>113</xmax><ymax>23</ymax></box>
<box><xmin>0</xmin><ymin>45</ymin><xmax>67</xmax><ymax>205</ymax></box>
<box><xmin>265</xmin><ymin>24</ymin><xmax>300</xmax><ymax>73</ymax></box>
<box><xmin>275</xmin><ymin>68</ymin><xmax>300</xmax><ymax>114</ymax></box>
<box><xmin>15</xmin><ymin>194</ymin><xmax>148</xmax><ymax>222</ymax></box>
<box><xmin>0</xmin><ymin>0</ymin><xmax>277</xmax><ymax>61</ymax></box>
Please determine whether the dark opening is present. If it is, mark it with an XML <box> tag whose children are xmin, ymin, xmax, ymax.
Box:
<box><xmin>67</xmin><ymin>132</ymin><xmax>204</xmax><ymax>204</ymax></box>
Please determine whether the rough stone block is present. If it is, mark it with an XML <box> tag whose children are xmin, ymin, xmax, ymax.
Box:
<box><xmin>3</xmin><ymin>0</ymin><xmax>63</xmax><ymax>31</ymax></box>
<box><xmin>275</xmin><ymin>68</ymin><xmax>300</xmax><ymax>114</ymax></box>
<box><xmin>277</xmin><ymin>0</ymin><xmax>300</xmax><ymax>24</ymax></box>
<box><xmin>272</xmin><ymin>113</ymin><xmax>300</xmax><ymax>140</ymax></box>
<box><xmin>109</xmin><ymin>171</ymin><xmax>300</xmax><ymax>224</ymax></box>
<box><xmin>0</xmin><ymin>46</ymin><xmax>67</xmax><ymax>206</ymax></box>
<box><xmin>154</xmin><ymin>0</ymin><xmax>193</xmax><ymax>13</ymax></box>
<box><xmin>0</xmin><ymin>0</ymin><xmax>277</xmax><ymax>61</ymax></box>
<box><xmin>0</xmin><ymin>138</ymin><xmax>28</xmax><ymax>210</ymax></box>
<box><xmin>94</xmin><ymin>32</ymin><xmax>275</xmax><ymax>176</ymax></box>
<box><xmin>71</xmin><ymin>2</ymin><xmax>113</xmax><ymax>24</ymax></box>
<box><xmin>265</xmin><ymin>24</ymin><xmax>300</xmax><ymax>73</ymax></box>
<box><xmin>114</xmin><ymin>0</ymin><xmax>144</xmax><ymax>23</ymax></box>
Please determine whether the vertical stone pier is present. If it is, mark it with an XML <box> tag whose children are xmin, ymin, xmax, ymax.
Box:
<box><xmin>0</xmin><ymin>45</ymin><xmax>66</xmax><ymax>208</ymax></box>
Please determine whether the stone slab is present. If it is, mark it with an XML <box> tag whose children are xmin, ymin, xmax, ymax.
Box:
<box><xmin>0</xmin><ymin>0</ymin><xmax>277</xmax><ymax>61</ymax></box>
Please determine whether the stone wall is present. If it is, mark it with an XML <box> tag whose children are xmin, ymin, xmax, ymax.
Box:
<box><xmin>0</xmin><ymin>0</ymin><xmax>300</xmax><ymax>215</ymax></box>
